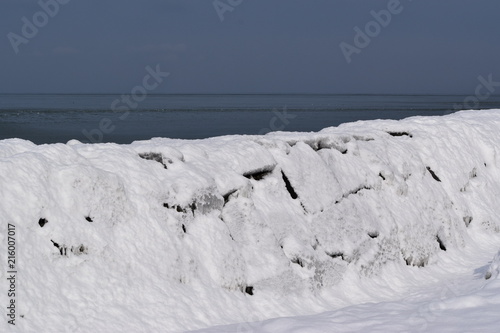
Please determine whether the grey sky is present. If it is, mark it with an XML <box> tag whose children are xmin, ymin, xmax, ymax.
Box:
<box><xmin>1</xmin><ymin>0</ymin><xmax>499</xmax><ymax>94</ymax></box>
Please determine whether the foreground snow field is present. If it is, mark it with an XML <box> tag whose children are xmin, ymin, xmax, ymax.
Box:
<box><xmin>1</xmin><ymin>110</ymin><xmax>500</xmax><ymax>332</ymax></box>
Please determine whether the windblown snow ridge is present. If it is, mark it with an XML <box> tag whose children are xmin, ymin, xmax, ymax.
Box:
<box><xmin>1</xmin><ymin>110</ymin><xmax>500</xmax><ymax>332</ymax></box>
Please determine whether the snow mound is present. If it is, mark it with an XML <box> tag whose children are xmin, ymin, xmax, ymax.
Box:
<box><xmin>485</xmin><ymin>250</ymin><xmax>500</xmax><ymax>280</ymax></box>
<box><xmin>1</xmin><ymin>110</ymin><xmax>500</xmax><ymax>332</ymax></box>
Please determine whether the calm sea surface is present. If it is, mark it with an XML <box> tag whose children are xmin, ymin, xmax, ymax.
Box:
<box><xmin>1</xmin><ymin>94</ymin><xmax>499</xmax><ymax>144</ymax></box>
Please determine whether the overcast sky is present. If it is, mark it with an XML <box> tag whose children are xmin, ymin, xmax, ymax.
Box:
<box><xmin>1</xmin><ymin>0</ymin><xmax>499</xmax><ymax>94</ymax></box>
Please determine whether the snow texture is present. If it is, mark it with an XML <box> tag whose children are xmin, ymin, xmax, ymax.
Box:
<box><xmin>1</xmin><ymin>110</ymin><xmax>500</xmax><ymax>332</ymax></box>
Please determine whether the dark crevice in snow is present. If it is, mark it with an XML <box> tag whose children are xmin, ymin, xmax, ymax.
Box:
<box><xmin>189</xmin><ymin>203</ymin><xmax>196</xmax><ymax>215</ymax></box>
<box><xmin>244</xmin><ymin>286</ymin><xmax>254</xmax><ymax>296</ymax></box>
<box><xmin>281</xmin><ymin>171</ymin><xmax>298</xmax><ymax>200</ymax></box>
<box><xmin>387</xmin><ymin>131</ymin><xmax>413</xmax><ymax>138</ymax></box>
<box><xmin>85</xmin><ymin>216</ymin><xmax>93</xmax><ymax>223</ymax></box>
<box><xmin>463</xmin><ymin>216</ymin><xmax>473</xmax><ymax>227</ymax></box>
<box><xmin>222</xmin><ymin>189</ymin><xmax>237</xmax><ymax>204</ymax></box>
<box><xmin>51</xmin><ymin>240</ymin><xmax>87</xmax><ymax>256</ymax></box>
<box><xmin>51</xmin><ymin>240</ymin><xmax>67</xmax><ymax>256</ymax></box>
<box><xmin>378</xmin><ymin>173</ymin><xmax>386</xmax><ymax>181</ymax></box>
<box><xmin>436</xmin><ymin>235</ymin><xmax>447</xmax><ymax>251</ymax></box>
<box><xmin>237</xmin><ymin>285</ymin><xmax>254</xmax><ymax>296</ymax></box>
<box><xmin>138</xmin><ymin>152</ymin><xmax>169</xmax><ymax>169</ymax></box>
<box><xmin>243</xmin><ymin>167</ymin><xmax>274</xmax><ymax>181</ymax></box>
<box><xmin>163</xmin><ymin>203</ymin><xmax>190</xmax><ymax>215</ymax></box>
<box><xmin>368</xmin><ymin>231</ymin><xmax>379</xmax><ymax>239</ymax></box>
<box><xmin>326</xmin><ymin>252</ymin><xmax>347</xmax><ymax>262</ymax></box>
<box><xmin>181</xmin><ymin>224</ymin><xmax>186</xmax><ymax>233</ymax></box>
<box><xmin>336</xmin><ymin>186</ymin><xmax>372</xmax><ymax>204</ymax></box>
<box><xmin>38</xmin><ymin>218</ymin><xmax>48</xmax><ymax>228</ymax></box>
<box><xmin>349</xmin><ymin>186</ymin><xmax>371</xmax><ymax>196</ymax></box>
<box><xmin>291</xmin><ymin>257</ymin><xmax>305</xmax><ymax>267</ymax></box>
<box><xmin>316</xmin><ymin>147</ymin><xmax>347</xmax><ymax>154</ymax></box>
<box><xmin>426</xmin><ymin>167</ymin><xmax>441</xmax><ymax>182</ymax></box>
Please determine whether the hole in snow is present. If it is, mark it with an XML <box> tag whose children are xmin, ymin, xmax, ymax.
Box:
<box><xmin>368</xmin><ymin>231</ymin><xmax>379</xmax><ymax>239</ymax></box>
<box><xmin>387</xmin><ymin>131</ymin><xmax>413</xmax><ymax>138</ymax></box>
<box><xmin>291</xmin><ymin>257</ymin><xmax>305</xmax><ymax>267</ymax></box>
<box><xmin>436</xmin><ymin>235</ymin><xmax>447</xmax><ymax>251</ymax></box>
<box><xmin>51</xmin><ymin>240</ymin><xmax>67</xmax><ymax>256</ymax></box>
<box><xmin>189</xmin><ymin>203</ymin><xmax>196</xmax><ymax>214</ymax></box>
<box><xmin>245</xmin><ymin>286</ymin><xmax>254</xmax><ymax>295</ymax></box>
<box><xmin>223</xmin><ymin>189</ymin><xmax>237</xmax><ymax>204</ymax></box>
<box><xmin>38</xmin><ymin>218</ymin><xmax>48</xmax><ymax>228</ymax></box>
<box><xmin>426</xmin><ymin>167</ymin><xmax>441</xmax><ymax>182</ymax></box>
<box><xmin>281</xmin><ymin>171</ymin><xmax>298</xmax><ymax>199</ymax></box>
<box><xmin>85</xmin><ymin>216</ymin><xmax>93</xmax><ymax>223</ymax></box>
<box><xmin>463</xmin><ymin>216</ymin><xmax>473</xmax><ymax>227</ymax></box>
<box><xmin>243</xmin><ymin>169</ymin><xmax>273</xmax><ymax>181</ymax></box>
<box><xmin>138</xmin><ymin>152</ymin><xmax>168</xmax><ymax>169</ymax></box>
<box><xmin>326</xmin><ymin>252</ymin><xmax>346</xmax><ymax>261</ymax></box>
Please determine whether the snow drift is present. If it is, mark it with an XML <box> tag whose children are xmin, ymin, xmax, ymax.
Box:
<box><xmin>1</xmin><ymin>110</ymin><xmax>500</xmax><ymax>332</ymax></box>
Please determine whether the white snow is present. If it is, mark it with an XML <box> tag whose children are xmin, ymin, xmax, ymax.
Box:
<box><xmin>1</xmin><ymin>110</ymin><xmax>500</xmax><ymax>332</ymax></box>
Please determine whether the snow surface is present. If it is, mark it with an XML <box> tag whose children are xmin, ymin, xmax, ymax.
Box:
<box><xmin>1</xmin><ymin>110</ymin><xmax>500</xmax><ymax>332</ymax></box>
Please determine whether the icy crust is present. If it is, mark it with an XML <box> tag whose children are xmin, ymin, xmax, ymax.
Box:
<box><xmin>1</xmin><ymin>110</ymin><xmax>500</xmax><ymax>332</ymax></box>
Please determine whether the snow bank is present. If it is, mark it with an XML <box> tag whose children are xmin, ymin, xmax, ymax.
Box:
<box><xmin>1</xmin><ymin>110</ymin><xmax>500</xmax><ymax>332</ymax></box>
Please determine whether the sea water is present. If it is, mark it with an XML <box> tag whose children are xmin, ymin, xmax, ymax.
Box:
<box><xmin>1</xmin><ymin>94</ymin><xmax>499</xmax><ymax>144</ymax></box>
